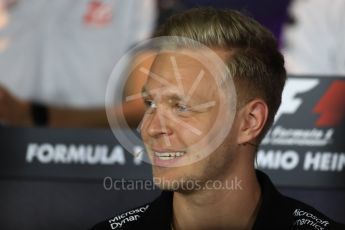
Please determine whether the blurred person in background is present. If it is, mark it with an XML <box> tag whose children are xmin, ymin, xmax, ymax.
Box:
<box><xmin>0</xmin><ymin>0</ymin><xmax>156</xmax><ymax>127</ymax></box>
<box><xmin>0</xmin><ymin>0</ymin><xmax>292</xmax><ymax>128</ymax></box>
<box><xmin>281</xmin><ymin>0</ymin><xmax>345</xmax><ymax>75</ymax></box>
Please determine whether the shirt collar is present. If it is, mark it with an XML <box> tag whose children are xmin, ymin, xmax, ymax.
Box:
<box><xmin>146</xmin><ymin>170</ymin><xmax>292</xmax><ymax>229</ymax></box>
<box><xmin>253</xmin><ymin>170</ymin><xmax>293</xmax><ymax>230</ymax></box>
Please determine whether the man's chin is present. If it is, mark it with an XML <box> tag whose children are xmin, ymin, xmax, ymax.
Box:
<box><xmin>152</xmin><ymin>169</ymin><xmax>180</xmax><ymax>190</ymax></box>
<box><xmin>152</xmin><ymin>173</ymin><xmax>202</xmax><ymax>193</ymax></box>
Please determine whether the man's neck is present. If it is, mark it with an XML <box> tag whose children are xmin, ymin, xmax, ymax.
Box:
<box><xmin>172</xmin><ymin>169</ymin><xmax>261</xmax><ymax>230</ymax></box>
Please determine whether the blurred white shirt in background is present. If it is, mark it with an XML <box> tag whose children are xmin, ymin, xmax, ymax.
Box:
<box><xmin>0</xmin><ymin>0</ymin><xmax>157</xmax><ymax>107</ymax></box>
<box><xmin>282</xmin><ymin>0</ymin><xmax>345</xmax><ymax>76</ymax></box>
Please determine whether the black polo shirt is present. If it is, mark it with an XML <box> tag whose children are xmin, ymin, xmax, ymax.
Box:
<box><xmin>91</xmin><ymin>171</ymin><xmax>344</xmax><ymax>230</ymax></box>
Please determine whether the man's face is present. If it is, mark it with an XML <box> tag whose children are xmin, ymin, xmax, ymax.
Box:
<box><xmin>140</xmin><ymin>49</ymin><xmax>236</xmax><ymax>191</ymax></box>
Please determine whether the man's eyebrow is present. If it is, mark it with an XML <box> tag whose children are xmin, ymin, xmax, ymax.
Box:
<box><xmin>168</xmin><ymin>94</ymin><xmax>184</xmax><ymax>102</ymax></box>
<box><xmin>123</xmin><ymin>86</ymin><xmax>152</xmax><ymax>102</ymax></box>
<box><xmin>141</xmin><ymin>87</ymin><xmax>184</xmax><ymax>101</ymax></box>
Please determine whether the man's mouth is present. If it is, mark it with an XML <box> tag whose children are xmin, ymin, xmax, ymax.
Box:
<box><xmin>154</xmin><ymin>151</ymin><xmax>186</xmax><ymax>160</ymax></box>
<box><xmin>150</xmin><ymin>149</ymin><xmax>187</xmax><ymax>166</ymax></box>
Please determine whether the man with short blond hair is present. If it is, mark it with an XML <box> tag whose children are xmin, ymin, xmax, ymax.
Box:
<box><xmin>92</xmin><ymin>7</ymin><xmax>343</xmax><ymax>230</ymax></box>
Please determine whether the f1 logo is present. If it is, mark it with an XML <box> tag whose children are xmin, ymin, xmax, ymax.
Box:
<box><xmin>275</xmin><ymin>78</ymin><xmax>319</xmax><ymax>124</ymax></box>
<box><xmin>313</xmin><ymin>80</ymin><xmax>345</xmax><ymax>127</ymax></box>
<box><xmin>275</xmin><ymin>78</ymin><xmax>345</xmax><ymax>127</ymax></box>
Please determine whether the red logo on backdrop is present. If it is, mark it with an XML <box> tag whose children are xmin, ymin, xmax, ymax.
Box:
<box><xmin>83</xmin><ymin>0</ymin><xmax>112</xmax><ymax>27</ymax></box>
<box><xmin>313</xmin><ymin>80</ymin><xmax>345</xmax><ymax>127</ymax></box>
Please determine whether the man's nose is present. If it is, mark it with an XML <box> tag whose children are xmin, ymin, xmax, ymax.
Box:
<box><xmin>145</xmin><ymin>108</ymin><xmax>173</xmax><ymax>138</ymax></box>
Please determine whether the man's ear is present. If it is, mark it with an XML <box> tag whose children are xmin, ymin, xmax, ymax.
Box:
<box><xmin>237</xmin><ymin>99</ymin><xmax>268</xmax><ymax>145</ymax></box>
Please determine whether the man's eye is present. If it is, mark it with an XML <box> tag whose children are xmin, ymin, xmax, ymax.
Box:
<box><xmin>175</xmin><ymin>103</ymin><xmax>190</xmax><ymax>113</ymax></box>
<box><xmin>144</xmin><ymin>99</ymin><xmax>156</xmax><ymax>109</ymax></box>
